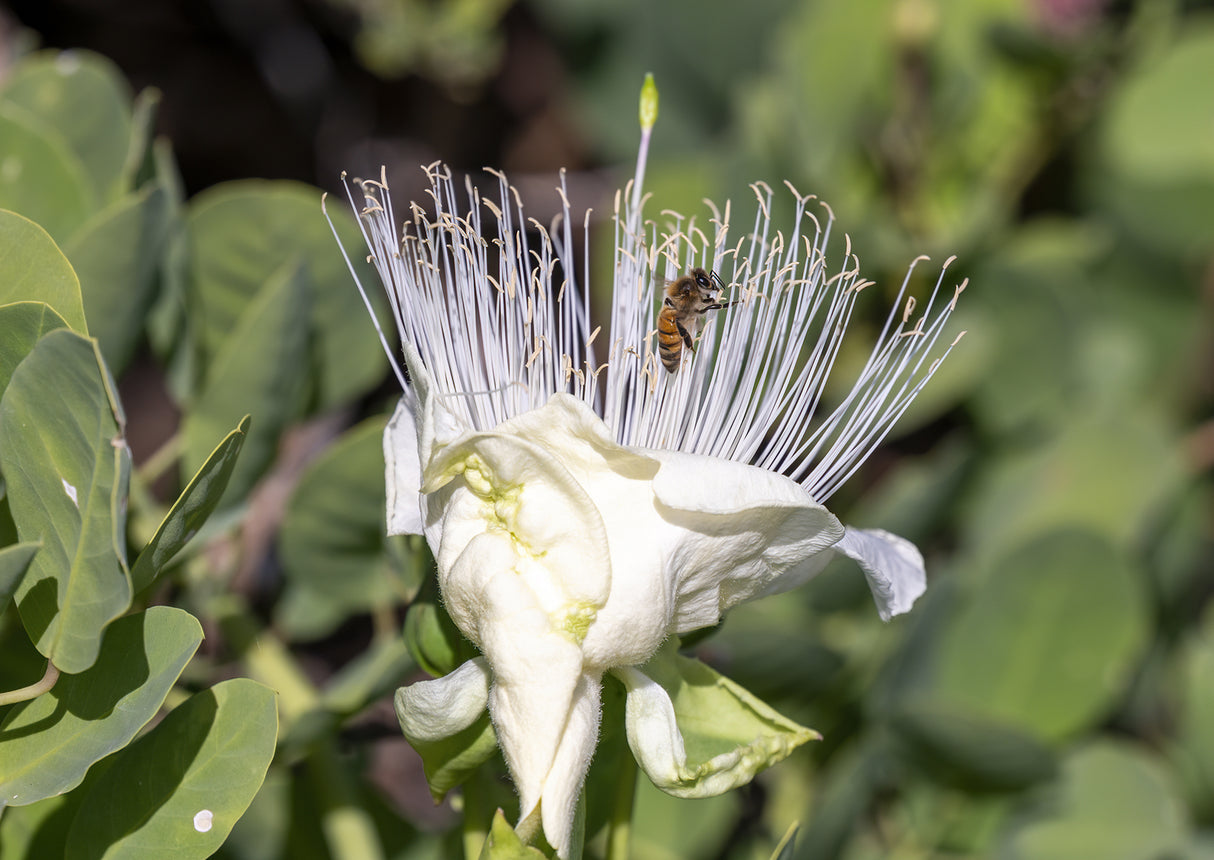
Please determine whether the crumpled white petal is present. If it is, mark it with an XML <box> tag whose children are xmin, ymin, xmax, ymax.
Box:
<box><xmin>385</xmin><ymin>397</ymin><xmax>424</xmax><ymax>536</ymax></box>
<box><xmin>832</xmin><ymin>527</ymin><xmax>926</xmax><ymax>621</ymax></box>
<box><xmin>396</xmin><ymin>657</ymin><xmax>491</xmax><ymax>741</ymax></box>
<box><xmin>384</xmin><ymin>349</ymin><xmax>922</xmax><ymax>858</ymax></box>
<box><xmin>614</xmin><ymin>665</ymin><xmax>687</xmax><ymax>786</ymax></box>
<box><xmin>650</xmin><ymin>449</ymin><xmax>845</xmax><ymax>634</ymax></box>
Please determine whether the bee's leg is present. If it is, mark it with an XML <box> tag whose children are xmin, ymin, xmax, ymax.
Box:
<box><xmin>676</xmin><ymin>320</ymin><xmax>695</xmax><ymax>353</ymax></box>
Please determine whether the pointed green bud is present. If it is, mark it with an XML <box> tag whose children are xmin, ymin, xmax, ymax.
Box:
<box><xmin>639</xmin><ymin>73</ymin><xmax>659</xmax><ymax>132</ymax></box>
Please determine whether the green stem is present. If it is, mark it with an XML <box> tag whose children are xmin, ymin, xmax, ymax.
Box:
<box><xmin>0</xmin><ymin>660</ymin><xmax>59</xmax><ymax>706</ymax></box>
<box><xmin>605</xmin><ymin>750</ymin><xmax>638</xmax><ymax>860</ymax></box>
<box><xmin>462</xmin><ymin>770</ymin><xmax>490</xmax><ymax>860</ymax></box>
<box><xmin>137</xmin><ymin>431</ymin><xmax>182</xmax><ymax>486</ymax></box>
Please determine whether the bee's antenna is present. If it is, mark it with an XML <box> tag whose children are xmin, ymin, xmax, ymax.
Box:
<box><xmin>710</xmin><ymin>270</ymin><xmax>726</xmax><ymax>290</ymax></box>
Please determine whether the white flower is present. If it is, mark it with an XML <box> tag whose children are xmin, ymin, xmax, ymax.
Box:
<box><xmin>329</xmin><ymin>106</ymin><xmax>964</xmax><ymax>857</ymax></box>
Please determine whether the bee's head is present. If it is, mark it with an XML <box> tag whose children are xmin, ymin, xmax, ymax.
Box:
<box><xmin>690</xmin><ymin>267</ymin><xmax>723</xmax><ymax>300</ymax></box>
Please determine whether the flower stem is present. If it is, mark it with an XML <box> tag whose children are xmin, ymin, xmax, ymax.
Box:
<box><xmin>605</xmin><ymin>750</ymin><xmax>638</xmax><ymax>860</ymax></box>
<box><xmin>0</xmin><ymin>659</ymin><xmax>59</xmax><ymax>706</ymax></box>
<box><xmin>462</xmin><ymin>770</ymin><xmax>490</xmax><ymax>860</ymax></box>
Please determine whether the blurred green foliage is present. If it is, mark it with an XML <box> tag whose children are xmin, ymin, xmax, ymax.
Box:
<box><xmin>1</xmin><ymin>0</ymin><xmax>1213</xmax><ymax>856</ymax></box>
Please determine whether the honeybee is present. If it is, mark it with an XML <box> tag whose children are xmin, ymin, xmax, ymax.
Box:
<box><xmin>657</xmin><ymin>267</ymin><xmax>737</xmax><ymax>373</ymax></box>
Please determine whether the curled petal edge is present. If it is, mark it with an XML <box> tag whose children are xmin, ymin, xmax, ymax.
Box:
<box><xmin>833</xmin><ymin>527</ymin><xmax>926</xmax><ymax>622</ymax></box>
<box><xmin>396</xmin><ymin>657</ymin><xmax>491</xmax><ymax>742</ymax></box>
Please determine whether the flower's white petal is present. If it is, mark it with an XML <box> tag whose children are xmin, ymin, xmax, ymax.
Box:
<box><xmin>396</xmin><ymin>657</ymin><xmax>491</xmax><ymax>741</ymax></box>
<box><xmin>649</xmin><ymin>450</ymin><xmax>845</xmax><ymax>634</ymax></box>
<box><xmin>613</xmin><ymin>665</ymin><xmax>687</xmax><ymax>786</ymax></box>
<box><xmin>833</xmin><ymin>527</ymin><xmax>926</xmax><ymax>621</ymax></box>
<box><xmin>540</xmin><ymin>675</ymin><xmax>602</xmax><ymax>860</ymax></box>
<box><xmin>399</xmin><ymin>340</ymin><xmax>468</xmax><ymax>480</ymax></box>
<box><xmin>384</xmin><ymin>396</ymin><xmax>424</xmax><ymax>536</ymax></box>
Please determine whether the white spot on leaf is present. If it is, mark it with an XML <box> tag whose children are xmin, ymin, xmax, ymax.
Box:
<box><xmin>62</xmin><ymin>479</ymin><xmax>78</xmax><ymax>507</ymax></box>
<box><xmin>193</xmin><ymin>809</ymin><xmax>213</xmax><ymax>833</ymax></box>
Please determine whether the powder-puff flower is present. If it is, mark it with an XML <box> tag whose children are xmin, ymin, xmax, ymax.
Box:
<box><xmin>328</xmin><ymin>76</ymin><xmax>964</xmax><ymax>859</ymax></box>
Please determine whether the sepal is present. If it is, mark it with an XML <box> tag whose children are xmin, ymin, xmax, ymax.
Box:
<box><xmin>613</xmin><ymin>641</ymin><xmax>818</xmax><ymax>798</ymax></box>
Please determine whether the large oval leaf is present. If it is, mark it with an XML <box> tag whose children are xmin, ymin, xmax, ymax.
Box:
<box><xmin>187</xmin><ymin>180</ymin><xmax>388</xmax><ymax>410</ymax></box>
<box><xmin>180</xmin><ymin>261</ymin><xmax>309</xmax><ymax>506</ymax></box>
<box><xmin>0</xmin><ymin>606</ymin><xmax>203</xmax><ymax>806</ymax></box>
<box><xmin>279</xmin><ymin>415</ymin><xmax>406</xmax><ymax>612</ymax></box>
<box><xmin>0</xmin><ymin>109</ymin><xmax>93</xmax><ymax>241</ymax></box>
<box><xmin>0</xmin><ymin>211</ymin><xmax>87</xmax><ymax>333</ymax></box>
<box><xmin>64</xmin><ymin>182</ymin><xmax>170</xmax><ymax>374</ymax></box>
<box><xmin>0</xmin><ymin>302</ymin><xmax>69</xmax><ymax>399</ymax></box>
<box><xmin>925</xmin><ymin>530</ymin><xmax>1148</xmax><ymax>740</ymax></box>
<box><xmin>0</xmin><ymin>329</ymin><xmax>132</xmax><ymax>673</ymax></box>
<box><xmin>64</xmin><ymin>678</ymin><xmax>278</xmax><ymax>860</ymax></box>
<box><xmin>0</xmin><ymin>50</ymin><xmax>133</xmax><ymax>205</ymax></box>
<box><xmin>1000</xmin><ymin>742</ymin><xmax>1187</xmax><ymax>859</ymax></box>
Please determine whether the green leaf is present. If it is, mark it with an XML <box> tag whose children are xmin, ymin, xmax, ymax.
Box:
<box><xmin>889</xmin><ymin>702</ymin><xmax>1057</xmax><ymax>793</ymax></box>
<box><xmin>1001</xmin><ymin>742</ymin><xmax>1187</xmax><ymax>860</ymax></box>
<box><xmin>0</xmin><ymin>109</ymin><xmax>93</xmax><ymax>241</ymax></box>
<box><xmin>181</xmin><ymin>260</ymin><xmax>310</xmax><ymax>506</ymax></box>
<box><xmin>0</xmin><ymin>302</ymin><xmax>69</xmax><ymax>398</ymax></box>
<box><xmin>619</xmin><ymin>641</ymin><xmax>818</xmax><ymax>799</ymax></box>
<box><xmin>771</xmin><ymin>822</ymin><xmax>799</xmax><ymax>860</ymax></box>
<box><xmin>0</xmin><ymin>329</ymin><xmax>132</xmax><ymax>673</ymax></box>
<box><xmin>0</xmin><ymin>792</ymin><xmax>79</xmax><ymax>860</ymax></box>
<box><xmin>64</xmin><ymin>678</ymin><xmax>278</xmax><ymax>860</ymax></box>
<box><xmin>404</xmin><ymin>573</ymin><xmax>476</xmax><ymax>677</ymax></box>
<box><xmin>63</xmin><ymin>182</ymin><xmax>171</xmax><ymax>374</ymax></box>
<box><xmin>1174</xmin><ymin>615</ymin><xmax>1214</xmax><ymax>821</ymax></box>
<box><xmin>0</xmin><ymin>542</ymin><xmax>40</xmax><ymax>613</ymax></box>
<box><xmin>186</xmin><ymin>180</ymin><xmax>388</xmax><ymax>410</ymax></box>
<box><xmin>131</xmin><ymin>415</ymin><xmax>250</xmax><ymax>594</ymax></box>
<box><xmin>1095</xmin><ymin>27</ymin><xmax>1214</xmax><ymax>258</ymax></box>
<box><xmin>279</xmin><ymin>415</ymin><xmax>405</xmax><ymax>613</ymax></box>
<box><xmin>0</xmin><ymin>50</ymin><xmax>133</xmax><ymax>204</ymax></box>
<box><xmin>927</xmin><ymin>530</ymin><xmax>1148</xmax><ymax>740</ymax></box>
<box><xmin>478</xmin><ymin>809</ymin><xmax>550</xmax><ymax>860</ymax></box>
<box><xmin>0</xmin><ymin>211</ymin><xmax>88</xmax><ymax>332</ymax></box>
<box><xmin>0</xmin><ymin>606</ymin><xmax>203</xmax><ymax>807</ymax></box>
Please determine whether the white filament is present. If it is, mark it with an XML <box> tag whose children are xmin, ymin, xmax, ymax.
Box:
<box><xmin>327</xmin><ymin>155</ymin><xmax>965</xmax><ymax>503</ymax></box>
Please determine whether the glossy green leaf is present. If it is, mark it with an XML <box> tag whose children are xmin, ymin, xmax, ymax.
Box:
<box><xmin>890</xmin><ymin>702</ymin><xmax>1057</xmax><ymax>793</ymax></box>
<box><xmin>64</xmin><ymin>678</ymin><xmax>278</xmax><ymax>860</ymax></box>
<box><xmin>0</xmin><ymin>109</ymin><xmax>93</xmax><ymax>241</ymax></box>
<box><xmin>1001</xmin><ymin>742</ymin><xmax>1187</xmax><ymax>860</ymax></box>
<box><xmin>927</xmin><ymin>530</ymin><xmax>1147</xmax><ymax>740</ymax></box>
<box><xmin>0</xmin><ymin>329</ymin><xmax>132</xmax><ymax>673</ymax></box>
<box><xmin>0</xmin><ymin>50</ymin><xmax>133</xmax><ymax>204</ymax></box>
<box><xmin>279</xmin><ymin>415</ymin><xmax>405</xmax><ymax>612</ymax></box>
<box><xmin>131</xmin><ymin>415</ymin><xmax>250</xmax><ymax>594</ymax></box>
<box><xmin>187</xmin><ymin>180</ymin><xmax>388</xmax><ymax>410</ymax></box>
<box><xmin>478</xmin><ymin>809</ymin><xmax>549</xmax><ymax>860</ymax></box>
<box><xmin>0</xmin><ymin>302</ymin><xmax>69</xmax><ymax>398</ymax></box>
<box><xmin>0</xmin><ymin>211</ymin><xmax>87</xmax><ymax>332</ymax></box>
<box><xmin>181</xmin><ymin>260</ymin><xmax>310</xmax><ymax>506</ymax></box>
<box><xmin>0</xmin><ymin>542</ymin><xmax>39</xmax><ymax>613</ymax></box>
<box><xmin>0</xmin><ymin>606</ymin><xmax>203</xmax><ymax>806</ymax></box>
<box><xmin>64</xmin><ymin>182</ymin><xmax>171</xmax><ymax>373</ymax></box>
